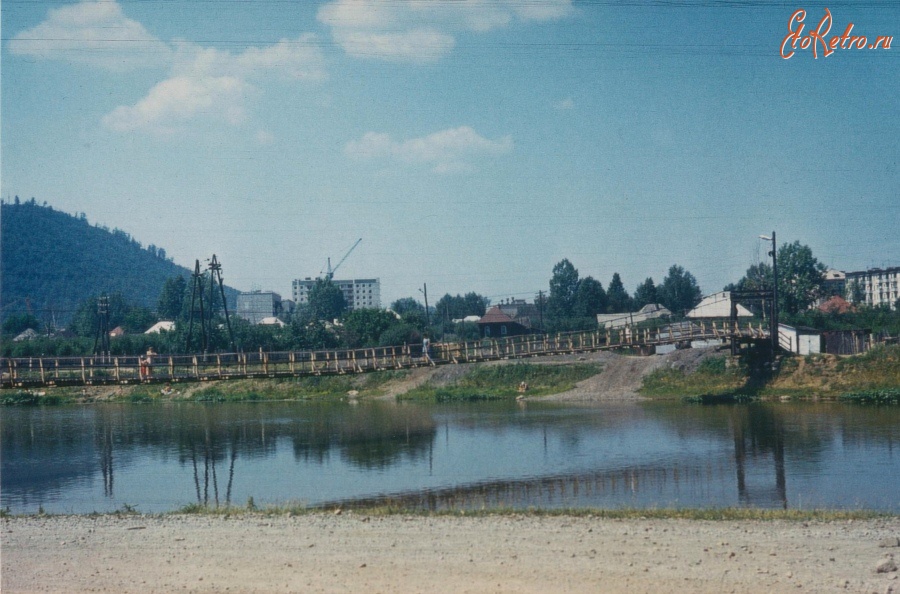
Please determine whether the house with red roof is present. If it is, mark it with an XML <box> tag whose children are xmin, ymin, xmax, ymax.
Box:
<box><xmin>477</xmin><ymin>306</ymin><xmax>531</xmax><ymax>339</ymax></box>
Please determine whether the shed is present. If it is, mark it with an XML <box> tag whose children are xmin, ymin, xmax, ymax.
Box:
<box><xmin>778</xmin><ymin>324</ymin><xmax>822</xmax><ymax>355</ymax></box>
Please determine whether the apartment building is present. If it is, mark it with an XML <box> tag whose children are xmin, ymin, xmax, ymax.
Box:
<box><xmin>292</xmin><ymin>278</ymin><xmax>381</xmax><ymax>311</ymax></box>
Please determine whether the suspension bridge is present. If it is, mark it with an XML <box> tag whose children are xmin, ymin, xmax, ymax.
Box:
<box><xmin>1</xmin><ymin>320</ymin><xmax>770</xmax><ymax>390</ymax></box>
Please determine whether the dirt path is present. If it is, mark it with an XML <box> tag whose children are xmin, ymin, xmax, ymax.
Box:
<box><xmin>4</xmin><ymin>514</ymin><xmax>898</xmax><ymax>593</ymax></box>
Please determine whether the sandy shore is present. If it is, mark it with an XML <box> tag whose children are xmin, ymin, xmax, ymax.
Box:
<box><xmin>4</xmin><ymin>513</ymin><xmax>899</xmax><ymax>593</ymax></box>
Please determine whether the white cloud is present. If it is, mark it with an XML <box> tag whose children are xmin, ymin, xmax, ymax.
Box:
<box><xmin>9</xmin><ymin>1</ymin><xmax>326</xmax><ymax>135</ymax></box>
<box><xmin>318</xmin><ymin>0</ymin><xmax>572</xmax><ymax>62</ymax></box>
<box><xmin>255</xmin><ymin>130</ymin><xmax>276</xmax><ymax>145</ymax></box>
<box><xmin>9</xmin><ymin>0</ymin><xmax>172</xmax><ymax>71</ymax></box>
<box><xmin>171</xmin><ymin>35</ymin><xmax>326</xmax><ymax>81</ymax></box>
<box><xmin>556</xmin><ymin>97</ymin><xmax>575</xmax><ymax>110</ymax></box>
<box><xmin>102</xmin><ymin>75</ymin><xmax>252</xmax><ymax>134</ymax></box>
<box><xmin>346</xmin><ymin>126</ymin><xmax>513</xmax><ymax>173</ymax></box>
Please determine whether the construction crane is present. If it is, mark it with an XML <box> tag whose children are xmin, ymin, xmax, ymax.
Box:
<box><xmin>322</xmin><ymin>238</ymin><xmax>362</xmax><ymax>280</ymax></box>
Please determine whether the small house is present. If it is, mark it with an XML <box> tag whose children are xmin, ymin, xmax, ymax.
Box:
<box><xmin>477</xmin><ymin>306</ymin><xmax>530</xmax><ymax>339</ymax></box>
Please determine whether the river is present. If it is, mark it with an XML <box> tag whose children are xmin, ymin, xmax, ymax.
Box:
<box><xmin>2</xmin><ymin>400</ymin><xmax>898</xmax><ymax>514</ymax></box>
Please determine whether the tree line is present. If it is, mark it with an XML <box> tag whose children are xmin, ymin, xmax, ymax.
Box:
<box><xmin>4</xmin><ymin>235</ymin><xmax>899</xmax><ymax>358</ymax></box>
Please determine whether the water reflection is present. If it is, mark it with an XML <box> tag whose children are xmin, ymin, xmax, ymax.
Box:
<box><xmin>1</xmin><ymin>400</ymin><xmax>898</xmax><ymax>513</ymax></box>
<box><xmin>731</xmin><ymin>406</ymin><xmax>786</xmax><ymax>508</ymax></box>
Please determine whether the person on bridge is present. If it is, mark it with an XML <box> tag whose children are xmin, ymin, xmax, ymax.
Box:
<box><xmin>141</xmin><ymin>347</ymin><xmax>156</xmax><ymax>380</ymax></box>
<box><xmin>422</xmin><ymin>337</ymin><xmax>432</xmax><ymax>364</ymax></box>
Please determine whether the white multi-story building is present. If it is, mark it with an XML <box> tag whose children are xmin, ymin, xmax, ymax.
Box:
<box><xmin>292</xmin><ymin>278</ymin><xmax>381</xmax><ymax>311</ymax></box>
<box><xmin>844</xmin><ymin>267</ymin><xmax>900</xmax><ymax>310</ymax></box>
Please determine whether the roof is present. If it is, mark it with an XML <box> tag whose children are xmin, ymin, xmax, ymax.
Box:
<box><xmin>686</xmin><ymin>292</ymin><xmax>753</xmax><ymax>318</ymax></box>
<box><xmin>109</xmin><ymin>326</ymin><xmax>126</xmax><ymax>337</ymax></box>
<box><xmin>477</xmin><ymin>306</ymin><xmax>515</xmax><ymax>325</ymax></box>
<box><xmin>259</xmin><ymin>317</ymin><xmax>286</xmax><ymax>327</ymax></box>
<box><xmin>452</xmin><ymin>315</ymin><xmax>482</xmax><ymax>324</ymax></box>
<box><xmin>818</xmin><ymin>295</ymin><xmax>855</xmax><ymax>314</ymax></box>
<box><xmin>637</xmin><ymin>303</ymin><xmax>671</xmax><ymax>315</ymax></box>
<box><xmin>145</xmin><ymin>321</ymin><xmax>176</xmax><ymax>334</ymax></box>
<box><xmin>13</xmin><ymin>328</ymin><xmax>38</xmax><ymax>342</ymax></box>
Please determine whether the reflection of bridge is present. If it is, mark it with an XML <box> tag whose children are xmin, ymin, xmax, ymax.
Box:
<box><xmin>2</xmin><ymin>321</ymin><xmax>769</xmax><ymax>389</ymax></box>
<box><xmin>322</xmin><ymin>462</ymin><xmax>733</xmax><ymax>511</ymax></box>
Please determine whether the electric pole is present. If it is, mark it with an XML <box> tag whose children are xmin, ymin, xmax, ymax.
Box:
<box><xmin>93</xmin><ymin>295</ymin><xmax>110</xmax><ymax>358</ymax></box>
<box><xmin>420</xmin><ymin>284</ymin><xmax>430</xmax><ymax>328</ymax></box>
<box><xmin>209</xmin><ymin>255</ymin><xmax>237</xmax><ymax>352</ymax></box>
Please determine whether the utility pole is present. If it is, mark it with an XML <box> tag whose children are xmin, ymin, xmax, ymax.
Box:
<box><xmin>760</xmin><ymin>232</ymin><xmax>778</xmax><ymax>353</ymax></box>
<box><xmin>93</xmin><ymin>295</ymin><xmax>110</xmax><ymax>359</ymax></box>
<box><xmin>420</xmin><ymin>283</ymin><xmax>430</xmax><ymax>328</ymax></box>
<box><xmin>208</xmin><ymin>255</ymin><xmax>237</xmax><ymax>352</ymax></box>
<box><xmin>186</xmin><ymin>260</ymin><xmax>207</xmax><ymax>353</ymax></box>
<box><xmin>537</xmin><ymin>290</ymin><xmax>545</xmax><ymax>332</ymax></box>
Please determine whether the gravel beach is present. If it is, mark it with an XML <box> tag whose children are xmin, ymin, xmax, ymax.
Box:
<box><xmin>3</xmin><ymin>513</ymin><xmax>899</xmax><ymax>593</ymax></box>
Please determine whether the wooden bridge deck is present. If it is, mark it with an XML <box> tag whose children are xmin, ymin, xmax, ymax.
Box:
<box><xmin>1</xmin><ymin>321</ymin><xmax>768</xmax><ymax>390</ymax></box>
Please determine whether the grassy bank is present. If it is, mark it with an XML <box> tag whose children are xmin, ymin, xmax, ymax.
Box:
<box><xmin>396</xmin><ymin>362</ymin><xmax>602</xmax><ymax>402</ymax></box>
<box><xmin>3</xmin><ymin>370</ymin><xmax>410</xmax><ymax>406</ymax></box>
<box><xmin>640</xmin><ymin>344</ymin><xmax>900</xmax><ymax>401</ymax></box>
<box><xmin>4</xmin><ymin>501</ymin><xmax>888</xmax><ymax>522</ymax></box>
<box><xmin>640</xmin><ymin>356</ymin><xmax>745</xmax><ymax>399</ymax></box>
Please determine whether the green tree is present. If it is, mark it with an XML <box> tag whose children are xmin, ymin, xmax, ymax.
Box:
<box><xmin>548</xmin><ymin>259</ymin><xmax>580</xmax><ymax>320</ymax></box>
<box><xmin>463</xmin><ymin>292</ymin><xmax>490</xmax><ymax>317</ymax></box>
<box><xmin>122</xmin><ymin>306</ymin><xmax>156</xmax><ymax>333</ymax></box>
<box><xmin>573</xmin><ymin>276</ymin><xmax>607</xmax><ymax>318</ymax></box>
<box><xmin>434</xmin><ymin>292</ymin><xmax>490</xmax><ymax>321</ymax></box>
<box><xmin>633</xmin><ymin>277</ymin><xmax>658</xmax><ymax>309</ymax></box>
<box><xmin>847</xmin><ymin>279</ymin><xmax>866</xmax><ymax>305</ymax></box>
<box><xmin>728</xmin><ymin>262</ymin><xmax>773</xmax><ymax>292</ymax></box>
<box><xmin>659</xmin><ymin>265</ymin><xmax>702</xmax><ymax>315</ymax></box>
<box><xmin>390</xmin><ymin>297</ymin><xmax>424</xmax><ymax>316</ymax></box>
<box><xmin>606</xmin><ymin>273</ymin><xmax>632</xmax><ymax>314</ymax></box>
<box><xmin>2</xmin><ymin>313</ymin><xmax>41</xmax><ymax>335</ymax></box>
<box><xmin>343</xmin><ymin>308</ymin><xmax>399</xmax><ymax>348</ymax></box>
<box><xmin>157</xmin><ymin>275</ymin><xmax>187</xmax><ymax>320</ymax></box>
<box><xmin>777</xmin><ymin>241</ymin><xmax>826</xmax><ymax>315</ymax></box>
<box><xmin>377</xmin><ymin>323</ymin><xmax>422</xmax><ymax>347</ymax></box>
<box><xmin>307</xmin><ymin>278</ymin><xmax>346</xmax><ymax>321</ymax></box>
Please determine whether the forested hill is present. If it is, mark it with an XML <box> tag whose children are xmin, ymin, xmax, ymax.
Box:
<box><xmin>1</xmin><ymin>199</ymin><xmax>235</xmax><ymax>324</ymax></box>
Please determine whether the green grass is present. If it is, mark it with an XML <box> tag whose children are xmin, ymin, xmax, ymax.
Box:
<box><xmin>165</xmin><ymin>504</ymin><xmax>889</xmax><ymax>522</ymax></box>
<box><xmin>186</xmin><ymin>371</ymin><xmax>409</xmax><ymax>403</ymax></box>
<box><xmin>1</xmin><ymin>390</ymin><xmax>64</xmax><ymax>406</ymax></box>
<box><xmin>397</xmin><ymin>363</ymin><xmax>602</xmax><ymax>402</ymax></box>
<box><xmin>839</xmin><ymin>388</ymin><xmax>900</xmax><ymax>404</ymax></box>
<box><xmin>640</xmin><ymin>356</ymin><xmax>746</xmax><ymax>399</ymax></box>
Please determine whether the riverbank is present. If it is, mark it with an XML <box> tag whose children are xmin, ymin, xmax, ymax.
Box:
<box><xmin>4</xmin><ymin>512</ymin><xmax>899</xmax><ymax>593</ymax></box>
<box><xmin>3</xmin><ymin>344</ymin><xmax>899</xmax><ymax>405</ymax></box>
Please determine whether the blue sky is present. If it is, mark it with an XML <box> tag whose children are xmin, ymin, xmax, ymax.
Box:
<box><xmin>3</xmin><ymin>0</ymin><xmax>898</xmax><ymax>306</ymax></box>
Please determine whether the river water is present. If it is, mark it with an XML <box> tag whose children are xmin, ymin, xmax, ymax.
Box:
<box><xmin>2</xmin><ymin>400</ymin><xmax>898</xmax><ymax>514</ymax></box>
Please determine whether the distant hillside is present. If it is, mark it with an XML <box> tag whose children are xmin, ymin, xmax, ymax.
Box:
<box><xmin>1</xmin><ymin>199</ymin><xmax>236</xmax><ymax>325</ymax></box>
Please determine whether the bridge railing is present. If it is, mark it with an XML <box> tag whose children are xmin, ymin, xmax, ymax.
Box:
<box><xmin>1</xmin><ymin>321</ymin><xmax>767</xmax><ymax>389</ymax></box>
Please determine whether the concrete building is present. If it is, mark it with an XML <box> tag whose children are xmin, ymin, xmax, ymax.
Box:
<box><xmin>236</xmin><ymin>291</ymin><xmax>282</xmax><ymax>325</ymax></box>
<box><xmin>843</xmin><ymin>267</ymin><xmax>900</xmax><ymax>310</ymax></box>
<box><xmin>292</xmin><ymin>278</ymin><xmax>381</xmax><ymax>311</ymax></box>
<box><xmin>823</xmin><ymin>269</ymin><xmax>846</xmax><ymax>298</ymax></box>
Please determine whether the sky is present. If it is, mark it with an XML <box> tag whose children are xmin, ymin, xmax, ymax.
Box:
<box><xmin>2</xmin><ymin>0</ymin><xmax>898</xmax><ymax>307</ymax></box>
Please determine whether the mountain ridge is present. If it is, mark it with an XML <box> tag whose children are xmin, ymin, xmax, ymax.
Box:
<box><xmin>1</xmin><ymin>199</ymin><xmax>236</xmax><ymax>325</ymax></box>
